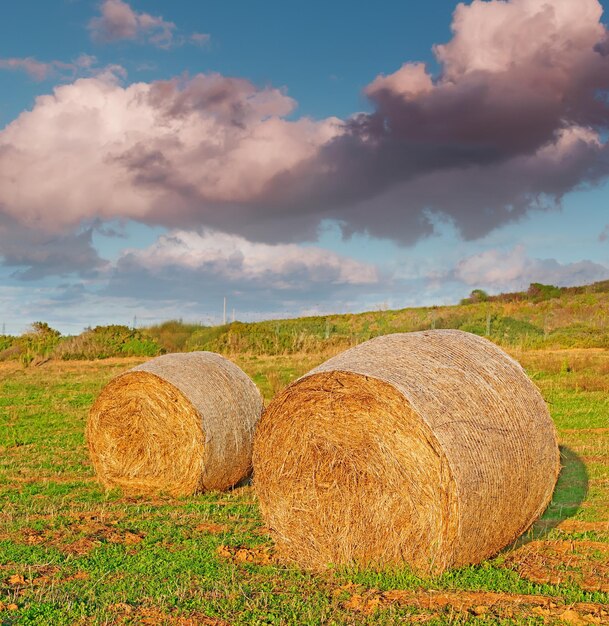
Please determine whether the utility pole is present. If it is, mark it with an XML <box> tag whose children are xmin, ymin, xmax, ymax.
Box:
<box><xmin>133</xmin><ymin>315</ymin><xmax>137</xmax><ymax>329</ymax></box>
<box><xmin>232</xmin><ymin>308</ymin><xmax>235</xmax><ymax>323</ymax></box>
<box><xmin>223</xmin><ymin>297</ymin><xmax>227</xmax><ymax>325</ymax></box>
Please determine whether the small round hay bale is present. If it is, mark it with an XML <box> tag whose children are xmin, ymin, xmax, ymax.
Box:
<box><xmin>253</xmin><ymin>330</ymin><xmax>559</xmax><ymax>574</ymax></box>
<box><xmin>87</xmin><ymin>352</ymin><xmax>263</xmax><ymax>496</ymax></box>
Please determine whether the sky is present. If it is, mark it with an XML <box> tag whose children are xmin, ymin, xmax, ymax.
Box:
<box><xmin>1</xmin><ymin>0</ymin><xmax>609</xmax><ymax>335</ymax></box>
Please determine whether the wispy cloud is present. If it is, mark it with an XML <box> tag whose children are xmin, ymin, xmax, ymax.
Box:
<box><xmin>88</xmin><ymin>0</ymin><xmax>209</xmax><ymax>49</ymax></box>
<box><xmin>189</xmin><ymin>32</ymin><xmax>211</xmax><ymax>48</ymax></box>
<box><xmin>452</xmin><ymin>245</ymin><xmax>609</xmax><ymax>291</ymax></box>
<box><xmin>0</xmin><ymin>54</ymin><xmax>96</xmax><ymax>81</ymax></box>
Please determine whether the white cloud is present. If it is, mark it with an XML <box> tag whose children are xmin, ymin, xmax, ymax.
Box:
<box><xmin>0</xmin><ymin>73</ymin><xmax>340</xmax><ymax>238</ymax></box>
<box><xmin>119</xmin><ymin>229</ymin><xmax>379</xmax><ymax>287</ymax></box>
<box><xmin>454</xmin><ymin>245</ymin><xmax>609</xmax><ymax>289</ymax></box>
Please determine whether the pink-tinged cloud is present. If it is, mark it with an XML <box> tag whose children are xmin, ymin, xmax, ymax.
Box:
<box><xmin>0</xmin><ymin>73</ymin><xmax>340</xmax><ymax>238</ymax></box>
<box><xmin>454</xmin><ymin>245</ymin><xmax>609</xmax><ymax>290</ymax></box>
<box><xmin>2</xmin><ymin>0</ymin><xmax>609</xmax><ymax>264</ymax></box>
<box><xmin>0</xmin><ymin>55</ymin><xmax>96</xmax><ymax>81</ymax></box>
<box><xmin>120</xmin><ymin>229</ymin><xmax>379</xmax><ymax>287</ymax></box>
<box><xmin>0</xmin><ymin>57</ymin><xmax>54</xmax><ymax>81</ymax></box>
<box><xmin>0</xmin><ymin>54</ymin><xmax>97</xmax><ymax>81</ymax></box>
<box><xmin>102</xmin><ymin>230</ymin><xmax>381</xmax><ymax>311</ymax></box>
<box><xmin>89</xmin><ymin>0</ymin><xmax>176</xmax><ymax>48</ymax></box>
<box><xmin>275</xmin><ymin>0</ymin><xmax>609</xmax><ymax>243</ymax></box>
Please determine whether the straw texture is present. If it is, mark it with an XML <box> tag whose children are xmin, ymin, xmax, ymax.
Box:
<box><xmin>88</xmin><ymin>352</ymin><xmax>263</xmax><ymax>496</ymax></box>
<box><xmin>253</xmin><ymin>330</ymin><xmax>560</xmax><ymax>574</ymax></box>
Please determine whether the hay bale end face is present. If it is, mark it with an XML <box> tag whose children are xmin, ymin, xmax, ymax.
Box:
<box><xmin>253</xmin><ymin>330</ymin><xmax>560</xmax><ymax>574</ymax></box>
<box><xmin>88</xmin><ymin>352</ymin><xmax>263</xmax><ymax>496</ymax></box>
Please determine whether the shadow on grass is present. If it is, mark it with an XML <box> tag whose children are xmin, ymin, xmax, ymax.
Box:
<box><xmin>512</xmin><ymin>445</ymin><xmax>589</xmax><ymax>547</ymax></box>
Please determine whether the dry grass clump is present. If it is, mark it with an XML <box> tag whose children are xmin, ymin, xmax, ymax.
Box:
<box><xmin>254</xmin><ymin>330</ymin><xmax>560</xmax><ymax>574</ymax></box>
<box><xmin>88</xmin><ymin>352</ymin><xmax>263</xmax><ymax>496</ymax></box>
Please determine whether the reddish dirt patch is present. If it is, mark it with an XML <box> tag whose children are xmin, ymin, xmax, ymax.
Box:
<box><xmin>3</xmin><ymin>518</ymin><xmax>145</xmax><ymax>556</ymax></box>
<box><xmin>558</xmin><ymin>520</ymin><xmax>609</xmax><ymax>533</ymax></box>
<box><xmin>216</xmin><ymin>544</ymin><xmax>275</xmax><ymax>566</ymax></box>
<box><xmin>63</xmin><ymin>537</ymin><xmax>102</xmax><ymax>556</ymax></box>
<box><xmin>337</xmin><ymin>585</ymin><xmax>609</xmax><ymax>622</ymax></box>
<box><xmin>505</xmin><ymin>540</ymin><xmax>609</xmax><ymax>592</ymax></box>
<box><xmin>67</xmin><ymin>515</ymin><xmax>145</xmax><ymax>547</ymax></box>
<box><xmin>5</xmin><ymin>567</ymin><xmax>89</xmax><ymax>591</ymax></box>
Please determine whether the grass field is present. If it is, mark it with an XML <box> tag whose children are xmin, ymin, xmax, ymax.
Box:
<box><xmin>1</xmin><ymin>349</ymin><xmax>608</xmax><ymax>624</ymax></box>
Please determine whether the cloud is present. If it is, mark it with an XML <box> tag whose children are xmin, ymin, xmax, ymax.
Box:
<box><xmin>0</xmin><ymin>216</ymin><xmax>107</xmax><ymax>280</ymax></box>
<box><xmin>88</xmin><ymin>0</ymin><xmax>208</xmax><ymax>49</ymax></box>
<box><xmin>0</xmin><ymin>72</ymin><xmax>339</xmax><ymax>239</ymax></box>
<box><xmin>190</xmin><ymin>33</ymin><xmax>211</xmax><ymax>47</ymax></box>
<box><xmin>600</xmin><ymin>225</ymin><xmax>609</xmax><ymax>242</ymax></box>
<box><xmin>453</xmin><ymin>245</ymin><xmax>609</xmax><ymax>291</ymax></box>
<box><xmin>266</xmin><ymin>0</ymin><xmax>609</xmax><ymax>243</ymax></box>
<box><xmin>1</xmin><ymin>0</ymin><xmax>609</xmax><ymax>250</ymax></box>
<box><xmin>104</xmin><ymin>230</ymin><xmax>382</xmax><ymax>311</ymax></box>
<box><xmin>128</xmin><ymin>229</ymin><xmax>377</xmax><ymax>284</ymax></box>
<box><xmin>0</xmin><ymin>230</ymin><xmax>387</xmax><ymax>332</ymax></box>
<box><xmin>0</xmin><ymin>54</ymin><xmax>96</xmax><ymax>81</ymax></box>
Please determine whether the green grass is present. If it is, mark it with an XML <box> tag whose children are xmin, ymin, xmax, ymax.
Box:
<box><xmin>0</xmin><ymin>350</ymin><xmax>608</xmax><ymax>624</ymax></box>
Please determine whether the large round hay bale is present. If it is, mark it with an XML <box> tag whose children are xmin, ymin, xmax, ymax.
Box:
<box><xmin>88</xmin><ymin>352</ymin><xmax>263</xmax><ymax>496</ymax></box>
<box><xmin>253</xmin><ymin>330</ymin><xmax>559</xmax><ymax>574</ymax></box>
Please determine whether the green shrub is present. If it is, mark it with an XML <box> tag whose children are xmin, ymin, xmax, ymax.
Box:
<box><xmin>54</xmin><ymin>325</ymin><xmax>162</xmax><ymax>360</ymax></box>
<box><xmin>16</xmin><ymin>322</ymin><xmax>62</xmax><ymax>365</ymax></box>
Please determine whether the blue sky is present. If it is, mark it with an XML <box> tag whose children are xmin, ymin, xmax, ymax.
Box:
<box><xmin>1</xmin><ymin>0</ymin><xmax>608</xmax><ymax>334</ymax></box>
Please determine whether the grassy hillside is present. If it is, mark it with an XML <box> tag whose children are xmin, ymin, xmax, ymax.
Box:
<box><xmin>143</xmin><ymin>280</ymin><xmax>609</xmax><ymax>356</ymax></box>
<box><xmin>1</xmin><ymin>280</ymin><xmax>609</xmax><ymax>364</ymax></box>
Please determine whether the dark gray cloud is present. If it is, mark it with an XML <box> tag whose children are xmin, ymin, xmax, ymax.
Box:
<box><xmin>0</xmin><ymin>217</ymin><xmax>107</xmax><ymax>280</ymax></box>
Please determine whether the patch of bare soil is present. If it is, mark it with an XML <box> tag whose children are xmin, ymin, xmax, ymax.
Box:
<box><xmin>505</xmin><ymin>540</ymin><xmax>609</xmax><ymax>592</ymax></box>
<box><xmin>336</xmin><ymin>585</ymin><xmax>609</xmax><ymax>623</ymax></box>
<box><xmin>557</xmin><ymin>520</ymin><xmax>609</xmax><ymax>533</ymax></box>
<box><xmin>5</xmin><ymin>567</ymin><xmax>90</xmax><ymax>594</ymax></box>
<box><xmin>216</xmin><ymin>544</ymin><xmax>275</xmax><ymax>566</ymax></box>
<box><xmin>8</xmin><ymin>513</ymin><xmax>145</xmax><ymax>556</ymax></box>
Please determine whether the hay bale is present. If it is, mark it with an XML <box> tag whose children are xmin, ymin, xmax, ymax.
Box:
<box><xmin>88</xmin><ymin>352</ymin><xmax>263</xmax><ymax>496</ymax></box>
<box><xmin>253</xmin><ymin>330</ymin><xmax>559</xmax><ymax>574</ymax></box>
